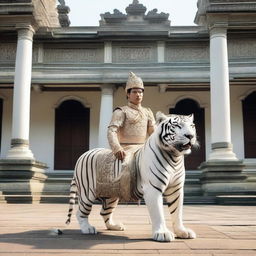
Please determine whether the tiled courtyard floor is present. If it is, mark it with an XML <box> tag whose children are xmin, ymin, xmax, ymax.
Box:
<box><xmin>0</xmin><ymin>203</ymin><xmax>256</xmax><ymax>255</ymax></box>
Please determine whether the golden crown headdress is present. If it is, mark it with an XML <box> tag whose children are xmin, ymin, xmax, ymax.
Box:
<box><xmin>125</xmin><ymin>72</ymin><xmax>144</xmax><ymax>93</ymax></box>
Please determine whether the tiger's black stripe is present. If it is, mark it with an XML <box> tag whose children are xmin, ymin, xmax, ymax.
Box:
<box><xmin>149</xmin><ymin>180</ymin><xmax>163</xmax><ymax>193</ymax></box>
<box><xmin>152</xmin><ymin>161</ymin><xmax>168</xmax><ymax>180</ymax></box>
<box><xmin>167</xmin><ymin>195</ymin><xmax>180</xmax><ymax>207</ymax></box>
<box><xmin>150</xmin><ymin>167</ymin><xmax>167</xmax><ymax>186</ymax></box>
<box><xmin>164</xmin><ymin>186</ymin><xmax>182</xmax><ymax>197</ymax></box>
<box><xmin>148</xmin><ymin>141</ymin><xmax>169</xmax><ymax>174</ymax></box>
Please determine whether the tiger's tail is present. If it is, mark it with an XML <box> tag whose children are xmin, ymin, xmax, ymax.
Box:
<box><xmin>65</xmin><ymin>177</ymin><xmax>77</xmax><ymax>225</ymax></box>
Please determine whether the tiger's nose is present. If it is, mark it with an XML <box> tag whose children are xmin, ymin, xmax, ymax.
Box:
<box><xmin>185</xmin><ymin>134</ymin><xmax>194</xmax><ymax>140</ymax></box>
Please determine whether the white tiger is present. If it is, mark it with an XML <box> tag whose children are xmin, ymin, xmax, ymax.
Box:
<box><xmin>65</xmin><ymin>112</ymin><xmax>198</xmax><ymax>242</ymax></box>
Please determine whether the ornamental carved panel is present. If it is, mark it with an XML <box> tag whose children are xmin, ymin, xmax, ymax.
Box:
<box><xmin>44</xmin><ymin>47</ymin><xmax>104</xmax><ymax>63</ymax></box>
<box><xmin>0</xmin><ymin>43</ymin><xmax>16</xmax><ymax>62</ymax></box>
<box><xmin>113</xmin><ymin>45</ymin><xmax>156</xmax><ymax>63</ymax></box>
<box><xmin>166</xmin><ymin>44</ymin><xmax>209</xmax><ymax>62</ymax></box>
<box><xmin>228</xmin><ymin>39</ymin><xmax>256</xmax><ymax>59</ymax></box>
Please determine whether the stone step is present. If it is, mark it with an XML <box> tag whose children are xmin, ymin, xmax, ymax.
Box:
<box><xmin>1</xmin><ymin>193</ymin><xmax>211</xmax><ymax>204</ymax></box>
<box><xmin>216</xmin><ymin>195</ymin><xmax>256</xmax><ymax>205</ymax></box>
<box><xmin>3</xmin><ymin>194</ymin><xmax>255</xmax><ymax>205</ymax></box>
<box><xmin>184</xmin><ymin>196</ymin><xmax>215</xmax><ymax>204</ymax></box>
<box><xmin>0</xmin><ymin>194</ymin><xmax>70</xmax><ymax>204</ymax></box>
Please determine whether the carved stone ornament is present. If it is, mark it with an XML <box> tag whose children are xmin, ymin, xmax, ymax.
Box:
<box><xmin>58</xmin><ymin>0</ymin><xmax>65</xmax><ymax>6</ymax></box>
<box><xmin>57</xmin><ymin>0</ymin><xmax>70</xmax><ymax>27</ymax></box>
<box><xmin>100</xmin><ymin>9</ymin><xmax>127</xmax><ymax>23</ymax></box>
<box><xmin>113</xmin><ymin>46</ymin><xmax>153</xmax><ymax>63</ymax></box>
<box><xmin>44</xmin><ymin>47</ymin><xmax>103</xmax><ymax>63</ymax></box>
<box><xmin>0</xmin><ymin>43</ymin><xmax>16</xmax><ymax>62</ymax></box>
<box><xmin>125</xmin><ymin>0</ymin><xmax>147</xmax><ymax>15</ymax></box>
<box><xmin>145</xmin><ymin>8</ymin><xmax>170</xmax><ymax>23</ymax></box>
<box><xmin>228</xmin><ymin>39</ymin><xmax>256</xmax><ymax>59</ymax></box>
<box><xmin>100</xmin><ymin>0</ymin><xmax>170</xmax><ymax>26</ymax></box>
<box><xmin>166</xmin><ymin>44</ymin><xmax>209</xmax><ymax>62</ymax></box>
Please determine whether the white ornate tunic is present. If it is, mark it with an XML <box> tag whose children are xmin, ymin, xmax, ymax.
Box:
<box><xmin>107</xmin><ymin>102</ymin><xmax>155</xmax><ymax>154</ymax></box>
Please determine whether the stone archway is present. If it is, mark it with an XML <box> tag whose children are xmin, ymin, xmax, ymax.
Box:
<box><xmin>242</xmin><ymin>91</ymin><xmax>256</xmax><ymax>158</ymax></box>
<box><xmin>170</xmin><ymin>98</ymin><xmax>206</xmax><ymax>170</ymax></box>
<box><xmin>54</xmin><ymin>100</ymin><xmax>90</xmax><ymax>170</ymax></box>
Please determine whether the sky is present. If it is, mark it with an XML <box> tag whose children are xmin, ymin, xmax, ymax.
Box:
<box><xmin>64</xmin><ymin>0</ymin><xmax>198</xmax><ymax>27</ymax></box>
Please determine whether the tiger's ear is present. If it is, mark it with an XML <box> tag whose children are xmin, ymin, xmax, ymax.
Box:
<box><xmin>188</xmin><ymin>113</ymin><xmax>194</xmax><ymax>122</ymax></box>
<box><xmin>156</xmin><ymin>111</ymin><xmax>168</xmax><ymax>125</ymax></box>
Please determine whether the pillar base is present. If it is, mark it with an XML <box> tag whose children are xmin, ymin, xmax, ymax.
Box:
<box><xmin>199</xmin><ymin>160</ymin><xmax>247</xmax><ymax>197</ymax></box>
<box><xmin>6</xmin><ymin>139</ymin><xmax>34</xmax><ymax>160</ymax></box>
<box><xmin>0</xmin><ymin>158</ymin><xmax>48</xmax><ymax>203</ymax></box>
<box><xmin>208</xmin><ymin>143</ymin><xmax>237</xmax><ymax>161</ymax></box>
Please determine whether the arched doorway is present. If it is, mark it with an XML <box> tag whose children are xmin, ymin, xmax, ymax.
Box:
<box><xmin>242</xmin><ymin>91</ymin><xmax>256</xmax><ymax>158</ymax></box>
<box><xmin>170</xmin><ymin>99</ymin><xmax>206</xmax><ymax>169</ymax></box>
<box><xmin>54</xmin><ymin>100</ymin><xmax>90</xmax><ymax>170</ymax></box>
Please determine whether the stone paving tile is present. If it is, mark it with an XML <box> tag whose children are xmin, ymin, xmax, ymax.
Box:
<box><xmin>158</xmin><ymin>250</ymin><xmax>238</xmax><ymax>254</ymax></box>
<box><xmin>213</xmin><ymin>253</ymin><xmax>256</xmax><ymax>256</ymax></box>
<box><xmin>1</xmin><ymin>251</ymin><xmax>255</xmax><ymax>256</ymax></box>
<box><xmin>1</xmin><ymin>204</ymin><xmax>256</xmax><ymax>255</ymax></box>
<box><xmin>123</xmin><ymin>240</ymin><xmax>189</xmax><ymax>250</ymax></box>
<box><xmin>185</xmin><ymin>238</ymin><xmax>256</xmax><ymax>250</ymax></box>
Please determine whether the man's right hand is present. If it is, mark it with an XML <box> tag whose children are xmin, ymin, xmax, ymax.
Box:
<box><xmin>115</xmin><ymin>150</ymin><xmax>126</xmax><ymax>161</ymax></box>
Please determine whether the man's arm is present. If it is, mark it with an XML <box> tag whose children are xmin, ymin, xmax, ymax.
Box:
<box><xmin>107</xmin><ymin>108</ymin><xmax>126</xmax><ymax>160</ymax></box>
<box><xmin>147</xmin><ymin>108</ymin><xmax>156</xmax><ymax>136</ymax></box>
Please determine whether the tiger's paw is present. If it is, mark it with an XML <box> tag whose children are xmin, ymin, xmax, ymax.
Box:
<box><xmin>153</xmin><ymin>229</ymin><xmax>175</xmax><ymax>242</ymax></box>
<box><xmin>80</xmin><ymin>224</ymin><xmax>97</xmax><ymax>234</ymax></box>
<box><xmin>106</xmin><ymin>222</ymin><xmax>125</xmax><ymax>231</ymax></box>
<box><xmin>175</xmin><ymin>226</ymin><xmax>196</xmax><ymax>239</ymax></box>
<box><xmin>76</xmin><ymin>212</ymin><xmax>97</xmax><ymax>235</ymax></box>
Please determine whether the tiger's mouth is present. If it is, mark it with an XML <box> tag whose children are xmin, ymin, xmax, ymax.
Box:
<box><xmin>179</xmin><ymin>142</ymin><xmax>192</xmax><ymax>151</ymax></box>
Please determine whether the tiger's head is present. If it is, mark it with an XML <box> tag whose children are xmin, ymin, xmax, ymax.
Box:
<box><xmin>155</xmin><ymin>112</ymin><xmax>199</xmax><ymax>155</ymax></box>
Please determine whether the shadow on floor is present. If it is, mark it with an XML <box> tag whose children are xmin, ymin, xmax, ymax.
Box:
<box><xmin>0</xmin><ymin>229</ymin><xmax>153</xmax><ymax>250</ymax></box>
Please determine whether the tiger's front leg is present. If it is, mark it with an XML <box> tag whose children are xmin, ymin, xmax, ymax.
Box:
<box><xmin>164</xmin><ymin>183</ymin><xmax>196</xmax><ymax>239</ymax></box>
<box><xmin>143</xmin><ymin>184</ymin><xmax>175</xmax><ymax>242</ymax></box>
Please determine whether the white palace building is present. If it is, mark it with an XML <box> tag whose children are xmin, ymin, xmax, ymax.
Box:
<box><xmin>0</xmin><ymin>0</ymin><xmax>256</xmax><ymax>204</ymax></box>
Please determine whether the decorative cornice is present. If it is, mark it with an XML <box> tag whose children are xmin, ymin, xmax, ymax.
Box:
<box><xmin>195</xmin><ymin>0</ymin><xmax>256</xmax><ymax>28</ymax></box>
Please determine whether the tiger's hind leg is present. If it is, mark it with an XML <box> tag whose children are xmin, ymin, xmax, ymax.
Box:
<box><xmin>75</xmin><ymin>149</ymin><xmax>100</xmax><ymax>235</ymax></box>
<box><xmin>100</xmin><ymin>197</ymin><xmax>125</xmax><ymax>231</ymax></box>
<box><xmin>76</xmin><ymin>181</ymin><xmax>97</xmax><ymax>234</ymax></box>
<box><xmin>76</xmin><ymin>195</ymin><xmax>97</xmax><ymax>234</ymax></box>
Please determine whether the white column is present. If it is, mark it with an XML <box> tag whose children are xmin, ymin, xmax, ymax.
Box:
<box><xmin>157</xmin><ymin>41</ymin><xmax>165</xmax><ymax>63</ymax></box>
<box><xmin>7</xmin><ymin>26</ymin><xmax>35</xmax><ymax>159</ymax></box>
<box><xmin>104</xmin><ymin>42</ymin><xmax>112</xmax><ymax>63</ymax></box>
<box><xmin>98</xmin><ymin>84</ymin><xmax>114</xmax><ymax>148</ymax></box>
<box><xmin>208</xmin><ymin>25</ymin><xmax>237</xmax><ymax>161</ymax></box>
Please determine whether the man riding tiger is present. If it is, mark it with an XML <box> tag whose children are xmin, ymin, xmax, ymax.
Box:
<box><xmin>65</xmin><ymin>72</ymin><xmax>197</xmax><ymax>242</ymax></box>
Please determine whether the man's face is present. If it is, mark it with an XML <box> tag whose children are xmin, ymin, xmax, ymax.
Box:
<box><xmin>127</xmin><ymin>88</ymin><xmax>144</xmax><ymax>105</ymax></box>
